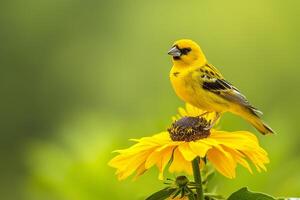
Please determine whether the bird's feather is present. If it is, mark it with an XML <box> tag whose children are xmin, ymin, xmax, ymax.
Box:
<box><xmin>199</xmin><ymin>64</ymin><xmax>262</xmax><ymax>116</ymax></box>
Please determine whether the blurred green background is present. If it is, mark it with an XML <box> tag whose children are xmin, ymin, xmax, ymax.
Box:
<box><xmin>1</xmin><ymin>0</ymin><xmax>299</xmax><ymax>199</ymax></box>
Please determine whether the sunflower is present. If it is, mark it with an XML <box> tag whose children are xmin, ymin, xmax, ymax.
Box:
<box><xmin>108</xmin><ymin>104</ymin><xmax>269</xmax><ymax>180</ymax></box>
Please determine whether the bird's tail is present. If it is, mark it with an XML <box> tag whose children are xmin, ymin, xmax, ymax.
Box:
<box><xmin>235</xmin><ymin>107</ymin><xmax>274</xmax><ymax>135</ymax></box>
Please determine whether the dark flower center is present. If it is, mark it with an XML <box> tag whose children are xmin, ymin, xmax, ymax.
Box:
<box><xmin>168</xmin><ymin>116</ymin><xmax>211</xmax><ymax>142</ymax></box>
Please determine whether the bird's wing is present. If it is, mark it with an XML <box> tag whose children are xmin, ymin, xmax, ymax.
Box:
<box><xmin>198</xmin><ymin>64</ymin><xmax>262</xmax><ymax>116</ymax></box>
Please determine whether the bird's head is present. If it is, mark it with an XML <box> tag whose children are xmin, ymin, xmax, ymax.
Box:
<box><xmin>168</xmin><ymin>39</ymin><xmax>207</xmax><ymax>67</ymax></box>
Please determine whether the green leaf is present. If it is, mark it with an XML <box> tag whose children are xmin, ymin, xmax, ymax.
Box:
<box><xmin>146</xmin><ymin>187</ymin><xmax>177</xmax><ymax>200</ymax></box>
<box><xmin>205</xmin><ymin>171</ymin><xmax>215</xmax><ymax>183</ymax></box>
<box><xmin>228</xmin><ymin>187</ymin><xmax>276</xmax><ymax>200</ymax></box>
<box><xmin>171</xmin><ymin>188</ymin><xmax>181</xmax><ymax>199</ymax></box>
<box><xmin>188</xmin><ymin>193</ymin><xmax>196</xmax><ymax>200</ymax></box>
<box><xmin>204</xmin><ymin>193</ymin><xmax>225</xmax><ymax>200</ymax></box>
<box><xmin>186</xmin><ymin>187</ymin><xmax>196</xmax><ymax>200</ymax></box>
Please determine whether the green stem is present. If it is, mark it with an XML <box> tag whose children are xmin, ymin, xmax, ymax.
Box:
<box><xmin>192</xmin><ymin>157</ymin><xmax>204</xmax><ymax>200</ymax></box>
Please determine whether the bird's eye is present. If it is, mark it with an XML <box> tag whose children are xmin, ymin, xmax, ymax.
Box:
<box><xmin>181</xmin><ymin>48</ymin><xmax>191</xmax><ymax>55</ymax></box>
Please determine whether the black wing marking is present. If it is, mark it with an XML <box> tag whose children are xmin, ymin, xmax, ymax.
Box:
<box><xmin>202</xmin><ymin>77</ymin><xmax>263</xmax><ymax>116</ymax></box>
<box><xmin>202</xmin><ymin>79</ymin><xmax>230</xmax><ymax>91</ymax></box>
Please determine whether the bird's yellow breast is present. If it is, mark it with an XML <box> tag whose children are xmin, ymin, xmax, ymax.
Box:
<box><xmin>169</xmin><ymin>66</ymin><xmax>229</xmax><ymax>112</ymax></box>
<box><xmin>170</xmin><ymin>68</ymin><xmax>192</xmax><ymax>102</ymax></box>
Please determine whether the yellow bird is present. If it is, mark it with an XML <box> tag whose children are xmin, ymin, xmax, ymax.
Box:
<box><xmin>168</xmin><ymin>39</ymin><xmax>273</xmax><ymax>135</ymax></box>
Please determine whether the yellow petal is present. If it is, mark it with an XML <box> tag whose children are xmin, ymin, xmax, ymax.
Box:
<box><xmin>108</xmin><ymin>154</ymin><xmax>131</xmax><ymax>168</ymax></box>
<box><xmin>172</xmin><ymin>116</ymin><xmax>177</xmax><ymax>121</ymax></box>
<box><xmin>207</xmin><ymin>147</ymin><xmax>236</xmax><ymax>179</ymax></box>
<box><xmin>243</xmin><ymin>150</ymin><xmax>268</xmax><ymax>172</ymax></box>
<box><xmin>156</xmin><ymin>142</ymin><xmax>179</xmax><ymax>152</ymax></box>
<box><xmin>178</xmin><ymin>143</ymin><xmax>197</xmax><ymax>161</ymax></box>
<box><xmin>116</xmin><ymin>151</ymin><xmax>150</xmax><ymax>180</ymax></box>
<box><xmin>133</xmin><ymin>162</ymin><xmax>147</xmax><ymax>180</ymax></box>
<box><xmin>152</xmin><ymin>132</ymin><xmax>171</xmax><ymax>141</ymax></box>
<box><xmin>209</xmin><ymin>130</ymin><xmax>259</xmax><ymax>151</ymax></box>
<box><xmin>223</xmin><ymin>146</ymin><xmax>253</xmax><ymax>174</ymax></box>
<box><xmin>156</xmin><ymin>147</ymin><xmax>174</xmax><ymax>180</ymax></box>
<box><xmin>178</xmin><ymin>107</ymin><xmax>188</xmax><ymax>117</ymax></box>
<box><xmin>201</xmin><ymin>138</ymin><xmax>232</xmax><ymax>159</ymax></box>
<box><xmin>169</xmin><ymin>148</ymin><xmax>193</xmax><ymax>175</ymax></box>
<box><xmin>185</xmin><ymin>103</ymin><xmax>205</xmax><ymax>116</ymax></box>
<box><xmin>145</xmin><ymin>149</ymin><xmax>161</xmax><ymax>169</ymax></box>
<box><xmin>189</xmin><ymin>141</ymin><xmax>211</xmax><ymax>157</ymax></box>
